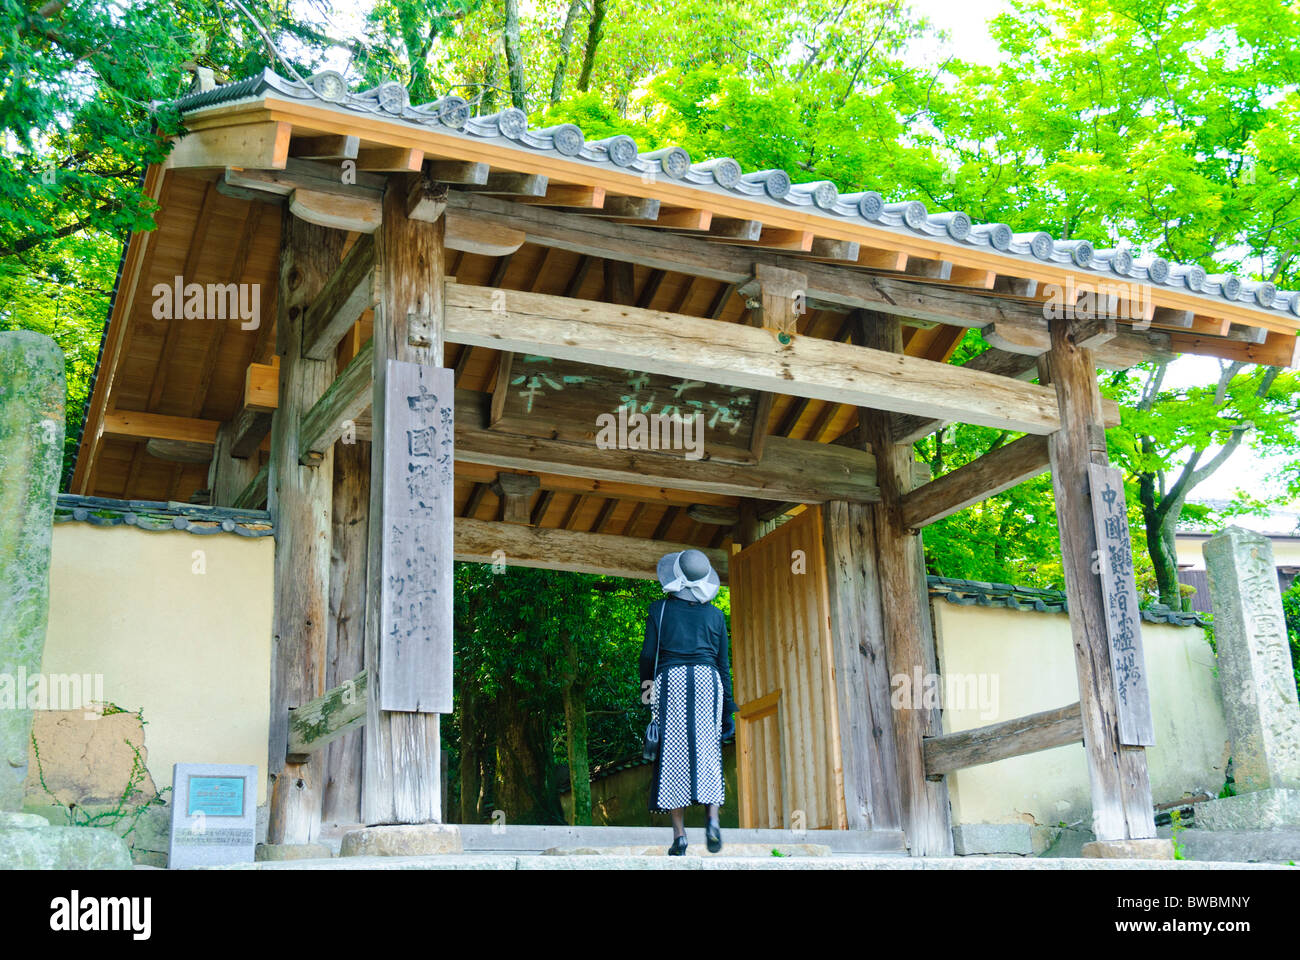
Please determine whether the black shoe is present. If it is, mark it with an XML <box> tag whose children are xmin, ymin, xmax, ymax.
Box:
<box><xmin>706</xmin><ymin>821</ymin><xmax>722</xmax><ymax>853</ymax></box>
<box><xmin>668</xmin><ymin>836</ymin><xmax>688</xmax><ymax>856</ymax></box>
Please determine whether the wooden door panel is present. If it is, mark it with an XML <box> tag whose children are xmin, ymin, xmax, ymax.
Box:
<box><xmin>730</xmin><ymin>507</ymin><xmax>846</xmax><ymax>829</ymax></box>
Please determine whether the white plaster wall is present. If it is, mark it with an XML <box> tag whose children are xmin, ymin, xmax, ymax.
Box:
<box><xmin>42</xmin><ymin>524</ymin><xmax>273</xmax><ymax>803</ymax></box>
<box><xmin>933</xmin><ymin>603</ymin><xmax>1229</xmax><ymax>829</ymax></box>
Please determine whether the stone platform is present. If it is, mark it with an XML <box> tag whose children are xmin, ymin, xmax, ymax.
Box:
<box><xmin>209</xmin><ymin>854</ymin><xmax>1290</xmax><ymax>871</ymax></box>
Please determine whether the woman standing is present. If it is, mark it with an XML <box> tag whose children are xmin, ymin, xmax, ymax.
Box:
<box><xmin>641</xmin><ymin>549</ymin><xmax>738</xmax><ymax>855</ymax></box>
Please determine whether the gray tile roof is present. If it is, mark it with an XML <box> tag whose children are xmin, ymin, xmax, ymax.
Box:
<box><xmin>927</xmin><ymin>575</ymin><xmax>1205</xmax><ymax>627</ymax></box>
<box><xmin>54</xmin><ymin>494</ymin><xmax>272</xmax><ymax>537</ymax></box>
<box><xmin>162</xmin><ymin>68</ymin><xmax>1300</xmax><ymax>324</ymax></box>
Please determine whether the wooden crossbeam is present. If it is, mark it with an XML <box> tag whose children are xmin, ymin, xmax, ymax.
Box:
<box><xmin>443</xmin><ymin>282</ymin><xmax>1062</xmax><ymax>434</ymax></box>
<box><xmin>289</xmin><ymin>134</ymin><xmax>360</xmax><ymax>160</ymax></box>
<box><xmin>102</xmin><ymin>410</ymin><xmax>218</xmax><ymax>445</ymax></box>
<box><xmin>922</xmin><ymin>702</ymin><xmax>1084</xmax><ymax>778</ymax></box>
<box><xmin>302</xmin><ymin>235</ymin><xmax>376</xmax><ymax>360</ymax></box>
<box><xmin>900</xmin><ymin>434</ymin><xmax>1051</xmax><ymax>529</ymax></box>
<box><xmin>287</xmin><ymin>670</ymin><xmax>369</xmax><ymax>763</ymax></box>
<box><xmin>166</xmin><ymin>121</ymin><xmax>291</xmax><ymax>170</ymax></box>
<box><xmin>455</xmin><ymin>516</ymin><xmax>729</xmax><ymax>582</ymax></box>
<box><xmin>299</xmin><ymin>340</ymin><xmax>374</xmax><ymax>465</ymax></box>
<box><xmin>444</xmin><ymin>192</ymin><xmax>1070</xmax><ymax>331</ymax></box>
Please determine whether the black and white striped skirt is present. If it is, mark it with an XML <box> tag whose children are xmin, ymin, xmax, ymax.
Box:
<box><xmin>649</xmin><ymin>663</ymin><xmax>725</xmax><ymax>812</ymax></box>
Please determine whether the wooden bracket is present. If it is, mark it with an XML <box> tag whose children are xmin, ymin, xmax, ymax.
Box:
<box><xmin>490</xmin><ymin>472</ymin><xmax>541</xmax><ymax>524</ymax></box>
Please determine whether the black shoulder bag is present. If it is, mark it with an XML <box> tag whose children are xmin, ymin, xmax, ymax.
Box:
<box><xmin>642</xmin><ymin>601</ymin><xmax>667</xmax><ymax>760</ymax></box>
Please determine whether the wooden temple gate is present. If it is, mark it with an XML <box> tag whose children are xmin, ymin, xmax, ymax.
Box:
<box><xmin>68</xmin><ymin>71</ymin><xmax>1300</xmax><ymax>855</ymax></box>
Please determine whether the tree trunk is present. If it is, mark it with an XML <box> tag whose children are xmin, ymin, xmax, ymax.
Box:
<box><xmin>561</xmin><ymin>632</ymin><xmax>592</xmax><ymax>824</ymax></box>
<box><xmin>1138</xmin><ymin>470</ymin><xmax>1184</xmax><ymax>609</ymax></box>
<box><xmin>502</xmin><ymin>0</ymin><xmax>526</xmax><ymax>110</ymax></box>
<box><xmin>549</xmin><ymin>0</ymin><xmax>585</xmax><ymax>103</ymax></box>
<box><xmin>576</xmin><ymin>0</ymin><xmax>607</xmax><ymax>92</ymax></box>
<box><xmin>494</xmin><ymin>682</ymin><xmax>563</xmax><ymax>824</ymax></box>
<box><xmin>458</xmin><ymin>683</ymin><xmax>483</xmax><ymax>822</ymax></box>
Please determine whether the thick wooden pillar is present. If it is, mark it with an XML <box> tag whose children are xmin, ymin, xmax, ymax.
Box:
<box><xmin>207</xmin><ymin>422</ymin><xmax>261</xmax><ymax>507</ymax></box>
<box><xmin>321</xmin><ymin>439</ymin><xmax>369</xmax><ymax>824</ymax></box>
<box><xmin>266</xmin><ymin>214</ymin><xmax>343</xmax><ymax>844</ymax></box>
<box><xmin>821</xmin><ymin>501</ymin><xmax>903</xmax><ymax>831</ymax></box>
<box><xmin>361</xmin><ymin>176</ymin><xmax>447</xmax><ymax>824</ymax></box>
<box><xmin>1046</xmin><ymin>316</ymin><xmax>1156</xmax><ymax>840</ymax></box>
<box><xmin>856</xmin><ymin>310</ymin><xmax>953</xmax><ymax>855</ymax></box>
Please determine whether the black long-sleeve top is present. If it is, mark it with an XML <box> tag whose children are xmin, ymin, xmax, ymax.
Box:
<box><xmin>640</xmin><ymin>596</ymin><xmax>738</xmax><ymax>717</ymax></box>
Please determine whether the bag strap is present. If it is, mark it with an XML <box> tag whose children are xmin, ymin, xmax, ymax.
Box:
<box><xmin>651</xmin><ymin>600</ymin><xmax>666</xmax><ymax>683</ymax></box>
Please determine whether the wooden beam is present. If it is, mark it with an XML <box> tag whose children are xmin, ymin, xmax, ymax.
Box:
<box><xmin>444</xmin><ymin>210</ymin><xmax>526</xmax><ymax>257</ymax></box>
<box><xmin>289</xmin><ymin>135</ymin><xmax>359</xmax><ymax>160</ymax></box>
<box><xmin>426</xmin><ymin>160</ymin><xmax>490</xmax><ymax>184</ymax></box>
<box><xmin>464</xmin><ymin>171</ymin><xmax>549</xmax><ymax>196</ymax></box>
<box><xmin>444</xmin><ymin>282</ymin><xmax>1061</xmax><ymax>435</ymax></box>
<box><xmin>302</xmin><ymin>234</ymin><xmax>376</xmax><ymax>360</ymax></box>
<box><xmin>443</xmin><ymin>191</ymin><xmax>1072</xmax><ymax>332</ymax></box>
<box><xmin>102</xmin><ymin>410</ymin><xmax>218</xmax><ymax>445</ymax></box>
<box><xmin>299</xmin><ymin>340</ymin><xmax>374</xmax><ymax>465</ymax></box>
<box><xmin>166</xmin><ymin>121</ymin><xmax>291</xmax><ymax>170</ymax></box>
<box><xmin>455</xmin><ymin>517</ymin><xmax>729</xmax><ymax>582</ymax></box>
<box><xmin>901</xmin><ymin>434</ymin><xmax>1050</xmax><ymax>529</ymax></box>
<box><xmin>1045</xmin><ymin>314</ymin><xmax>1156</xmax><ymax>841</ymax></box>
<box><xmin>287</xmin><ymin>670</ymin><xmax>369</xmax><ymax>763</ymax></box>
<box><xmin>224</xmin><ymin>158</ymin><xmax>387</xmax><ymax>199</ymax></box>
<box><xmin>288</xmin><ymin>188</ymin><xmax>382</xmax><ymax>234</ymax></box>
<box><xmin>229</xmin><ymin>404</ymin><xmax>273</xmax><ymax>459</ymax></box>
<box><xmin>232</xmin><ymin>463</ymin><xmax>269</xmax><ymax>509</ymax></box>
<box><xmin>923</xmin><ymin>702</ymin><xmax>1084</xmax><ymax>778</ymax></box>
<box><xmin>356</xmin><ymin>146</ymin><xmax>423</xmax><ymax>172</ymax></box>
<box><xmin>456</xmin><ymin>389</ymin><xmax>896</xmax><ymax>502</ymax></box>
<box><xmin>622</xmin><ymin>205</ymin><xmax>711</xmax><ymax>230</ymax></box>
<box><xmin>404</xmin><ymin>175</ymin><xmax>447</xmax><ymax>222</ymax></box>
<box><xmin>515</xmin><ymin>183</ymin><xmax>605</xmax><ymax>208</ymax></box>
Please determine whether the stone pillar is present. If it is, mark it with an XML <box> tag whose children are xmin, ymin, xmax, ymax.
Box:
<box><xmin>1195</xmin><ymin>526</ymin><xmax>1300</xmax><ymax>829</ymax></box>
<box><xmin>0</xmin><ymin>331</ymin><xmax>65</xmax><ymax>812</ymax></box>
<box><xmin>0</xmin><ymin>332</ymin><xmax>130</xmax><ymax>866</ymax></box>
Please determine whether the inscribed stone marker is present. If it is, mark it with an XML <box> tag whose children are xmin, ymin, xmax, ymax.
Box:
<box><xmin>1203</xmin><ymin>526</ymin><xmax>1300</xmax><ymax>792</ymax></box>
<box><xmin>378</xmin><ymin>360</ymin><xmax>454</xmax><ymax>713</ymax></box>
<box><xmin>168</xmin><ymin>763</ymin><xmax>258</xmax><ymax>868</ymax></box>
<box><xmin>1087</xmin><ymin>462</ymin><xmax>1155</xmax><ymax>746</ymax></box>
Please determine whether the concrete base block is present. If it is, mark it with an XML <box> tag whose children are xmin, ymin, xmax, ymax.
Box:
<box><xmin>340</xmin><ymin>824</ymin><xmax>463</xmax><ymax>857</ymax></box>
<box><xmin>1081</xmin><ymin>838</ymin><xmax>1175</xmax><ymax>860</ymax></box>
<box><xmin>0</xmin><ymin>825</ymin><xmax>132</xmax><ymax>869</ymax></box>
<box><xmin>541</xmin><ymin>843</ymin><xmax>830</xmax><ymax>857</ymax></box>
<box><xmin>0</xmin><ymin>812</ymin><xmax>48</xmax><ymax>829</ymax></box>
<box><xmin>1193</xmin><ymin>789</ymin><xmax>1300</xmax><ymax>830</ymax></box>
<box><xmin>1173</xmin><ymin>828</ymin><xmax>1300</xmax><ymax>864</ymax></box>
<box><xmin>256</xmin><ymin>842</ymin><xmax>334</xmax><ymax>861</ymax></box>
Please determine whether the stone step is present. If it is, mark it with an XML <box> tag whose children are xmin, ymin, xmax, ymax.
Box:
<box><xmin>210</xmin><ymin>854</ymin><xmax>1293</xmax><ymax>871</ymax></box>
<box><xmin>541</xmin><ymin>843</ymin><xmax>831</xmax><ymax>857</ymax></box>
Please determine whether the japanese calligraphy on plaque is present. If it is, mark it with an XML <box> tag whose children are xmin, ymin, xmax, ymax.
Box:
<box><xmin>1087</xmin><ymin>462</ymin><xmax>1155</xmax><ymax>746</ymax></box>
<box><xmin>490</xmin><ymin>354</ymin><xmax>764</xmax><ymax>463</ymax></box>
<box><xmin>379</xmin><ymin>359</ymin><xmax>454</xmax><ymax>713</ymax></box>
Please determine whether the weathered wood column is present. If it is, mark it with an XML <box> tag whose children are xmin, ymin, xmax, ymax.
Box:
<box><xmin>1045</xmin><ymin>315</ymin><xmax>1157</xmax><ymax>842</ymax></box>
<box><xmin>856</xmin><ymin>310</ymin><xmax>953</xmax><ymax>855</ymax></box>
<box><xmin>821</xmin><ymin>501</ymin><xmax>903</xmax><ymax>832</ymax></box>
<box><xmin>266</xmin><ymin>215</ymin><xmax>344</xmax><ymax>844</ymax></box>
<box><xmin>321</xmin><ymin>439</ymin><xmax>369</xmax><ymax>824</ymax></box>
<box><xmin>361</xmin><ymin>175</ymin><xmax>451</xmax><ymax>825</ymax></box>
